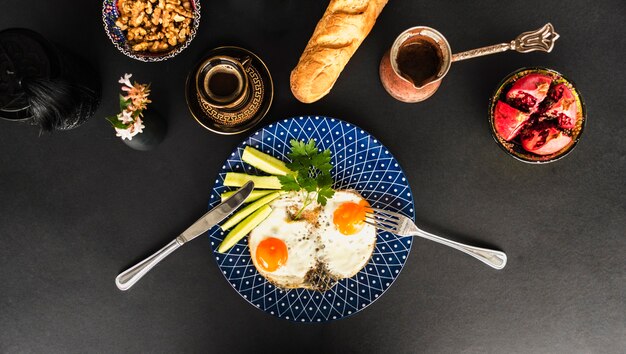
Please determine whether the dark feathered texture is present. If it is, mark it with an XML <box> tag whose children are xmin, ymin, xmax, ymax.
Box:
<box><xmin>21</xmin><ymin>78</ymin><xmax>93</xmax><ymax>132</ymax></box>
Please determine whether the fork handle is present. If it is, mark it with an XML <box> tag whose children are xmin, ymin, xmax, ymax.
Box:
<box><xmin>410</xmin><ymin>229</ymin><xmax>507</xmax><ymax>269</ymax></box>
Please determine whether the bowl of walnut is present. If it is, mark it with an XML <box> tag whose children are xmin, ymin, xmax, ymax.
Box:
<box><xmin>103</xmin><ymin>0</ymin><xmax>200</xmax><ymax>62</ymax></box>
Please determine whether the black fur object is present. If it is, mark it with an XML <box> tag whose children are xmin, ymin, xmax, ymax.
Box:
<box><xmin>0</xmin><ymin>29</ymin><xmax>101</xmax><ymax>132</ymax></box>
<box><xmin>21</xmin><ymin>78</ymin><xmax>98</xmax><ymax>132</ymax></box>
<box><xmin>21</xmin><ymin>78</ymin><xmax>75</xmax><ymax>132</ymax></box>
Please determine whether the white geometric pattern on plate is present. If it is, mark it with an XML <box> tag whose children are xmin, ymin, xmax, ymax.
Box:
<box><xmin>208</xmin><ymin>116</ymin><xmax>415</xmax><ymax>322</ymax></box>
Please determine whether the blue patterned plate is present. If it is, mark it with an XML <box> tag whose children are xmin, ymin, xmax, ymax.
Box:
<box><xmin>102</xmin><ymin>0</ymin><xmax>201</xmax><ymax>62</ymax></box>
<box><xmin>208</xmin><ymin>116</ymin><xmax>415</xmax><ymax>322</ymax></box>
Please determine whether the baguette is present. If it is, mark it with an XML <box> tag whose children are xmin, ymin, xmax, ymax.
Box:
<box><xmin>290</xmin><ymin>0</ymin><xmax>389</xmax><ymax>103</ymax></box>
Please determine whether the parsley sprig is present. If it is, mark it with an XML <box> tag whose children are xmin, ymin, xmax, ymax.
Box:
<box><xmin>278</xmin><ymin>139</ymin><xmax>335</xmax><ymax>219</ymax></box>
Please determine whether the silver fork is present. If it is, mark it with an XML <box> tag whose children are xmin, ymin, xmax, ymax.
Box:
<box><xmin>365</xmin><ymin>208</ymin><xmax>507</xmax><ymax>270</ymax></box>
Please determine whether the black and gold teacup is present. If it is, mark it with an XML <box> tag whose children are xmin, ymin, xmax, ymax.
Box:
<box><xmin>195</xmin><ymin>55</ymin><xmax>251</xmax><ymax>110</ymax></box>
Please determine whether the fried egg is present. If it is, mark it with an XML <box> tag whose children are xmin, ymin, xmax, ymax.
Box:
<box><xmin>248</xmin><ymin>194</ymin><xmax>318</xmax><ymax>288</ymax></box>
<box><xmin>248</xmin><ymin>190</ymin><xmax>376</xmax><ymax>291</ymax></box>
<box><xmin>318</xmin><ymin>190</ymin><xmax>377</xmax><ymax>279</ymax></box>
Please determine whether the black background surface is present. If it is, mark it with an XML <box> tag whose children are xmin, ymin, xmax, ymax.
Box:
<box><xmin>1</xmin><ymin>1</ymin><xmax>625</xmax><ymax>353</ymax></box>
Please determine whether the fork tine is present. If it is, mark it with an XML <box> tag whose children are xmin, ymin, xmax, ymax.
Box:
<box><xmin>365</xmin><ymin>211</ymin><xmax>398</xmax><ymax>224</ymax></box>
<box><xmin>365</xmin><ymin>215</ymin><xmax>398</xmax><ymax>231</ymax></box>
<box><xmin>364</xmin><ymin>219</ymin><xmax>397</xmax><ymax>234</ymax></box>
<box><xmin>371</xmin><ymin>207</ymin><xmax>405</xmax><ymax>219</ymax></box>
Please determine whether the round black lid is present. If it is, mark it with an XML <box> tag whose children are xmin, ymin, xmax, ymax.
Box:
<box><xmin>0</xmin><ymin>28</ymin><xmax>59</xmax><ymax>120</ymax></box>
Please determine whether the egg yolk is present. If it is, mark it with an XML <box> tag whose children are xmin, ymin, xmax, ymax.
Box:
<box><xmin>333</xmin><ymin>199</ymin><xmax>371</xmax><ymax>235</ymax></box>
<box><xmin>256</xmin><ymin>237</ymin><xmax>288</xmax><ymax>272</ymax></box>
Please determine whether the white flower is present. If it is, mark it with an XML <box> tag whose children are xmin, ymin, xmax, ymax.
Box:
<box><xmin>117</xmin><ymin>109</ymin><xmax>134</xmax><ymax>124</ymax></box>
<box><xmin>132</xmin><ymin>117</ymin><xmax>145</xmax><ymax>135</ymax></box>
<box><xmin>115</xmin><ymin>127</ymin><xmax>134</xmax><ymax>140</ymax></box>
<box><xmin>114</xmin><ymin>116</ymin><xmax>145</xmax><ymax>141</ymax></box>
<box><xmin>118</xmin><ymin>73</ymin><xmax>133</xmax><ymax>88</ymax></box>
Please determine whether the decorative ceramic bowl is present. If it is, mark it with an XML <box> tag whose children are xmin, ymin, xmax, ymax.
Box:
<box><xmin>102</xmin><ymin>0</ymin><xmax>201</xmax><ymax>62</ymax></box>
<box><xmin>488</xmin><ymin>67</ymin><xmax>586</xmax><ymax>164</ymax></box>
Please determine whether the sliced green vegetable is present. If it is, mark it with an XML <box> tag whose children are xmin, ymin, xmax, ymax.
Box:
<box><xmin>241</xmin><ymin>146</ymin><xmax>292</xmax><ymax>176</ymax></box>
<box><xmin>224</xmin><ymin>172</ymin><xmax>281</xmax><ymax>189</ymax></box>
<box><xmin>220</xmin><ymin>189</ymin><xmax>274</xmax><ymax>203</ymax></box>
<box><xmin>220</xmin><ymin>191</ymin><xmax>282</xmax><ymax>231</ymax></box>
<box><xmin>217</xmin><ymin>205</ymin><xmax>273</xmax><ymax>253</ymax></box>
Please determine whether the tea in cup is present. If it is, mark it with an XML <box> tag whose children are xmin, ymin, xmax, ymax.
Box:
<box><xmin>196</xmin><ymin>55</ymin><xmax>252</xmax><ymax>110</ymax></box>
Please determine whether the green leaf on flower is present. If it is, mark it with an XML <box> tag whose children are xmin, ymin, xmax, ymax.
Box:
<box><xmin>105</xmin><ymin>115</ymin><xmax>130</xmax><ymax>129</ymax></box>
<box><xmin>119</xmin><ymin>94</ymin><xmax>131</xmax><ymax>111</ymax></box>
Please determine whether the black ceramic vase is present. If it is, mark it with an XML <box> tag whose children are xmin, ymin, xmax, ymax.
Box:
<box><xmin>121</xmin><ymin>111</ymin><xmax>167</xmax><ymax>151</ymax></box>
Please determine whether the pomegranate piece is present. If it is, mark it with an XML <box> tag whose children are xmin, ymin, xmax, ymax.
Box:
<box><xmin>520</xmin><ymin>122</ymin><xmax>573</xmax><ymax>155</ymax></box>
<box><xmin>493</xmin><ymin>100</ymin><xmax>531</xmax><ymax>141</ymax></box>
<box><xmin>506</xmin><ymin>73</ymin><xmax>552</xmax><ymax>112</ymax></box>
<box><xmin>543</xmin><ymin>83</ymin><xmax>578</xmax><ymax>129</ymax></box>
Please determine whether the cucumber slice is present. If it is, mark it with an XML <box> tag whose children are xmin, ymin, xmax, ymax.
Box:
<box><xmin>217</xmin><ymin>205</ymin><xmax>273</xmax><ymax>253</ymax></box>
<box><xmin>223</xmin><ymin>172</ymin><xmax>282</xmax><ymax>189</ymax></box>
<box><xmin>241</xmin><ymin>146</ymin><xmax>292</xmax><ymax>176</ymax></box>
<box><xmin>221</xmin><ymin>189</ymin><xmax>274</xmax><ymax>203</ymax></box>
<box><xmin>220</xmin><ymin>191</ymin><xmax>282</xmax><ymax>231</ymax></box>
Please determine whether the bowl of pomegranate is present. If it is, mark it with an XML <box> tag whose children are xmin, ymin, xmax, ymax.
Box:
<box><xmin>489</xmin><ymin>67</ymin><xmax>586</xmax><ymax>163</ymax></box>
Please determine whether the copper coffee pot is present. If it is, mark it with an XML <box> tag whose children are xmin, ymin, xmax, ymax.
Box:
<box><xmin>380</xmin><ymin>23</ymin><xmax>560</xmax><ymax>103</ymax></box>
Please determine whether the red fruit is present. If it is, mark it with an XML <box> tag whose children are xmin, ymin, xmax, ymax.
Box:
<box><xmin>520</xmin><ymin>122</ymin><xmax>573</xmax><ymax>155</ymax></box>
<box><xmin>493</xmin><ymin>101</ymin><xmax>531</xmax><ymax>141</ymax></box>
<box><xmin>543</xmin><ymin>83</ymin><xmax>578</xmax><ymax>129</ymax></box>
<box><xmin>506</xmin><ymin>73</ymin><xmax>552</xmax><ymax>112</ymax></box>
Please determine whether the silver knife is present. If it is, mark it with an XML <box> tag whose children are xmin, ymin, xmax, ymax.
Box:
<box><xmin>115</xmin><ymin>181</ymin><xmax>254</xmax><ymax>291</ymax></box>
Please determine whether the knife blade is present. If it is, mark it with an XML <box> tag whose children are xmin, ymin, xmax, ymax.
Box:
<box><xmin>115</xmin><ymin>181</ymin><xmax>254</xmax><ymax>291</ymax></box>
<box><xmin>178</xmin><ymin>181</ymin><xmax>254</xmax><ymax>243</ymax></box>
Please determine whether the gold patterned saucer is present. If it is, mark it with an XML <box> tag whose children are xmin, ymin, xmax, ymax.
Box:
<box><xmin>185</xmin><ymin>46</ymin><xmax>273</xmax><ymax>135</ymax></box>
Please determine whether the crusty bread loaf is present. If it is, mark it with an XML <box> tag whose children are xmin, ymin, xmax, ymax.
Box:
<box><xmin>290</xmin><ymin>0</ymin><xmax>389</xmax><ymax>103</ymax></box>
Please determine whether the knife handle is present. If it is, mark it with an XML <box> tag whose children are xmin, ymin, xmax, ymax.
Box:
<box><xmin>115</xmin><ymin>238</ymin><xmax>183</xmax><ymax>291</ymax></box>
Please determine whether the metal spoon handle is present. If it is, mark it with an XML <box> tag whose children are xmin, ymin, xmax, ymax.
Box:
<box><xmin>115</xmin><ymin>238</ymin><xmax>183</xmax><ymax>291</ymax></box>
<box><xmin>409</xmin><ymin>228</ymin><xmax>507</xmax><ymax>270</ymax></box>
<box><xmin>451</xmin><ymin>23</ymin><xmax>559</xmax><ymax>62</ymax></box>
